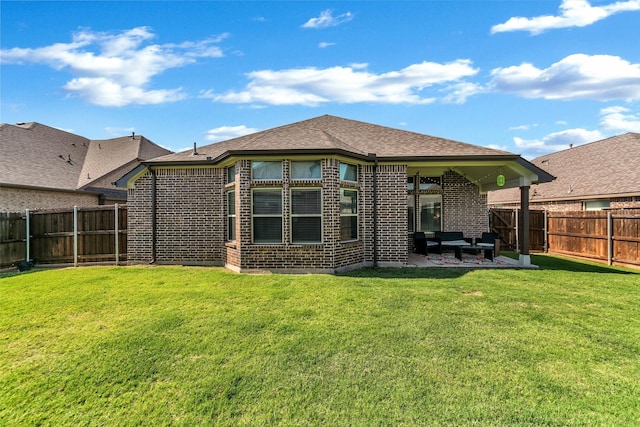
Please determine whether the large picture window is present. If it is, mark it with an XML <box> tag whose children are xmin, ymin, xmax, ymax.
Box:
<box><xmin>340</xmin><ymin>189</ymin><xmax>358</xmax><ymax>241</ymax></box>
<box><xmin>291</xmin><ymin>161</ymin><xmax>321</xmax><ymax>180</ymax></box>
<box><xmin>252</xmin><ymin>161</ymin><xmax>282</xmax><ymax>180</ymax></box>
<box><xmin>339</xmin><ymin>163</ymin><xmax>358</xmax><ymax>182</ymax></box>
<box><xmin>291</xmin><ymin>189</ymin><xmax>322</xmax><ymax>243</ymax></box>
<box><xmin>252</xmin><ymin>189</ymin><xmax>283</xmax><ymax>243</ymax></box>
<box><xmin>227</xmin><ymin>190</ymin><xmax>236</xmax><ymax>241</ymax></box>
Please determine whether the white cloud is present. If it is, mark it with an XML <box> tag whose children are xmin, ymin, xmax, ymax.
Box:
<box><xmin>489</xmin><ymin>54</ymin><xmax>640</xmax><ymax>101</ymax></box>
<box><xmin>318</xmin><ymin>42</ymin><xmax>336</xmax><ymax>49</ymax></box>
<box><xmin>104</xmin><ymin>126</ymin><xmax>135</xmax><ymax>136</ymax></box>
<box><xmin>513</xmin><ymin>128</ymin><xmax>605</xmax><ymax>156</ymax></box>
<box><xmin>485</xmin><ymin>144</ymin><xmax>509</xmax><ymax>151</ymax></box>
<box><xmin>204</xmin><ymin>60</ymin><xmax>479</xmax><ymax>106</ymax></box>
<box><xmin>599</xmin><ymin>106</ymin><xmax>640</xmax><ymax>132</ymax></box>
<box><xmin>508</xmin><ymin>124</ymin><xmax>538</xmax><ymax>131</ymax></box>
<box><xmin>491</xmin><ymin>0</ymin><xmax>640</xmax><ymax>35</ymax></box>
<box><xmin>0</xmin><ymin>27</ymin><xmax>227</xmax><ymax>106</ymax></box>
<box><xmin>442</xmin><ymin>82</ymin><xmax>484</xmax><ymax>104</ymax></box>
<box><xmin>302</xmin><ymin>10</ymin><xmax>353</xmax><ymax>29</ymax></box>
<box><xmin>204</xmin><ymin>125</ymin><xmax>260</xmax><ymax>142</ymax></box>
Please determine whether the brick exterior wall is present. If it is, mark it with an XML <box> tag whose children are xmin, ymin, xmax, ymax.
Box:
<box><xmin>442</xmin><ymin>170</ymin><xmax>489</xmax><ymax>238</ymax></box>
<box><xmin>127</xmin><ymin>161</ymin><xmax>489</xmax><ymax>272</ymax></box>
<box><xmin>367</xmin><ymin>164</ymin><xmax>408</xmax><ymax>267</ymax></box>
<box><xmin>0</xmin><ymin>186</ymin><xmax>99</xmax><ymax>213</ymax></box>
<box><xmin>127</xmin><ymin>168</ymin><xmax>225</xmax><ymax>265</ymax></box>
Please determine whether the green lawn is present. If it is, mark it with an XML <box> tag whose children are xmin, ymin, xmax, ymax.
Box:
<box><xmin>1</xmin><ymin>255</ymin><xmax>639</xmax><ymax>426</ymax></box>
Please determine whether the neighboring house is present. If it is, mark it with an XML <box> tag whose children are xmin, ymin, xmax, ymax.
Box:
<box><xmin>0</xmin><ymin>122</ymin><xmax>172</xmax><ymax>213</ymax></box>
<box><xmin>488</xmin><ymin>133</ymin><xmax>640</xmax><ymax>211</ymax></box>
<box><xmin>118</xmin><ymin>115</ymin><xmax>553</xmax><ymax>272</ymax></box>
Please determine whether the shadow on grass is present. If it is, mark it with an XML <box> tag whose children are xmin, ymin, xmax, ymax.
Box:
<box><xmin>529</xmin><ymin>254</ymin><xmax>639</xmax><ymax>274</ymax></box>
<box><xmin>341</xmin><ymin>267</ymin><xmax>472</xmax><ymax>280</ymax></box>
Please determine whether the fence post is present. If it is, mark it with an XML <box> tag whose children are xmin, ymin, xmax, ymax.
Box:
<box><xmin>25</xmin><ymin>209</ymin><xmax>30</xmax><ymax>262</ymax></box>
<box><xmin>607</xmin><ymin>211</ymin><xmax>613</xmax><ymax>266</ymax></box>
<box><xmin>114</xmin><ymin>203</ymin><xmax>119</xmax><ymax>266</ymax></box>
<box><xmin>73</xmin><ymin>206</ymin><xmax>78</xmax><ymax>267</ymax></box>
<box><xmin>544</xmin><ymin>210</ymin><xmax>548</xmax><ymax>253</ymax></box>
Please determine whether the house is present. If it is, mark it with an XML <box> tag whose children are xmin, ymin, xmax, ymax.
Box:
<box><xmin>118</xmin><ymin>115</ymin><xmax>553</xmax><ymax>272</ymax></box>
<box><xmin>488</xmin><ymin>133</ymin><xmax>640</xmax><ymax>211</ymax></box>
<box><xmin>0</xmin><ymin>122</ymin><xmax>172</xmax><ymax>213</ymax></box>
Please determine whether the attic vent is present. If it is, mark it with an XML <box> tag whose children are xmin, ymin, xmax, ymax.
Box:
<box><xmin>16</xmin><ymin>122</ymin><xmax>26</xmax><ymax>125</ymax></box>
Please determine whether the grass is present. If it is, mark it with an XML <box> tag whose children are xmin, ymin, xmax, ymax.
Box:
<box><xmin>1</xmin><ymin>255</ymin><xmax>639</xmax><ymax>426</ymax></box>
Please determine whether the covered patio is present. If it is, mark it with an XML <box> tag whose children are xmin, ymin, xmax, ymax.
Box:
<box><xmin>407</xmin><ymin>157</ymin><xmax>554</xmax><ymax>267</ymax></box>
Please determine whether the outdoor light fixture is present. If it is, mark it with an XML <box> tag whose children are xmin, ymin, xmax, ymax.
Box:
<box><xmin>497</xmin><ymin>174</ymin><xmax>505</xmax><ymax>187</ymax></box>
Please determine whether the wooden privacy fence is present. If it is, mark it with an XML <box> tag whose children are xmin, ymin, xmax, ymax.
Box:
<box><xmin>489</xmin><ymin>208</ymin><xmax>546</xmax><ymax>252</ymax></box>
<box><xmin>0</xmin><ymin>205</ymin><xmax>127</xmax><ymax>269</ymax></box>
<box><xmin>547</xmin><ymin>210</ymin><xmax>640</xmax><ymax>267</ymax></box>
<box><xmin>490</xmin><ymin>208</ymin><xmax>640</xmax><ymax>268</ymax></box>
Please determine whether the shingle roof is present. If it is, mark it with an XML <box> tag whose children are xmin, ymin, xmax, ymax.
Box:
<box><xmin>488</xmin><ymin>132</ymin><xmax>640</xmax><ymax>204</ymax></box>
<box><xmin>149</xmin><ymin>114</ymin><xmax>514</xmax><ymax>164</ymax></box>
<box><xmin>0</xmin><ymin>122</ymin><xmax>172</xmax><ymax>194</ymax></box>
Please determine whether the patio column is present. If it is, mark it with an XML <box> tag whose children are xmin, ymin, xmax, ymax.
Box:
<box><xmin>519</xmin><ymin>182</ymin><xmax>531</xmax><ymax>266</ymax></box>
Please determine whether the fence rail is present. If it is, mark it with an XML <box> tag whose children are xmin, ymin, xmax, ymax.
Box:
<box><xmin>0</xmin><ymin>205</ymin><xmax>127</xmax><ymax>269</ymax></box>
<box><xmin>490</xmin><ymin>208</ymin><xmax>640</xmax><ymax>268</ymax></box>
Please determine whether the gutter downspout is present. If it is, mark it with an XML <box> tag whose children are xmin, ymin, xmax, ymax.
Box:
<box><xmin>369</xmin><ymin>153</ymin><xmax>378</xmax><ymax>268</ymax></box>
<box><xmin>150</xmin><ymin>168</ymin><xmax>157</xmax><ymax>264</ymax></box>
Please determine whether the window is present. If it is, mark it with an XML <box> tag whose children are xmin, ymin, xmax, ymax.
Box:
<box><xmin>419</xmin><ymin>194</ymin><xmax>442</xmax><ymax>232</ymax></box>
<box><xmin>419</xmin><ymin>176</ymin><xmax>441</xmax><ymax>190</ymax></box>
<box><xmin>252</xmin><ymin>161</ymin><xmax>282</xmax><ymax>180</ymax></box>
<box><xmin>252</xmin><ymin>189</ymin><xmax>282</xmax><ymax>243</ymax></box>
<box><xmin>291</xmin><ymin>189</ymin><xmax>322</xmax><ymax>243</ymax></box>
<box><xmin>340</xmin><ymin>189</ymin><xmax>358</xmax><ymax>241</ymax></box>
<box><xmin>408</xmin><ymin>195</ymin><xmax>415</xmax><ymax>232</ymax></box>
<box><xmin>291</xmin><ymin>161</ymin><xmax>321</xmax><ymax>180</ymax></box>
<box><xmin>227</xmin><ymin>165</ymin><xmax>235</xmax><ymax>183</ymax></box>
<box><xmin>407</xmin><ymin>177</ymin><xmax>415</xmax><ymax>191</ymax></box>
<box><xmin>340</xmin><ymin>163</ymin><xmax>358</xmax><ymax>182</ymax></box>
<box><xmin>584</xmin><ymin>200</ymin><xmax>610</xmax><ymax>211</ymax></box>
<box><xmin>227</xmin><ymin>190</ymin><xmax>236</xmax><ymax>241</ymax></box>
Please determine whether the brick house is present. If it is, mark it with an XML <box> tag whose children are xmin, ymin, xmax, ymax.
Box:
<box><xmin>0</xmin><ymin>122</ymin><xmax>171</xmax><ymax>213</ymax></box>
<box><xmin>488</xmin><ymin>132</ymin><xmax>640</xmax><ymax>211</ymax></box>
<box><xmin>118</xmin><ymin>115</ymin><xmax>553</xmax><ymax>272</ymax></box>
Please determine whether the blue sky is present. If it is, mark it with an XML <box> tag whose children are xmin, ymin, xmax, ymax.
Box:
<box><xmin>1</xmin><ymin>0</ymin><xmax>639</xmax><ymax>158</ymax></box>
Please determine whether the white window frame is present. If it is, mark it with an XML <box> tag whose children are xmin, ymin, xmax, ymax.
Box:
<box><xmin>290</xmin><ymin>188</ymin><xmax>323</xmax><ymax>244</ymax></box>
<box><xmin>251</xmin><ymin>188</ymin><xmax>283</xmax><ymax>244</ymax></box>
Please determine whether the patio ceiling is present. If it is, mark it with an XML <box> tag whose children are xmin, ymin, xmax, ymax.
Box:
<box><xmin>406</xmin><ymin>157</ymin><xmax>552</xmax><ymax>193</ymax></box>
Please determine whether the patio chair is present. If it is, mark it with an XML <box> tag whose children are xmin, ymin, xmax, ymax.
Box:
<box><xmin>413</xmin><ymin>232</ymin><xmax>441</xmax><ymax>255</ymax></box>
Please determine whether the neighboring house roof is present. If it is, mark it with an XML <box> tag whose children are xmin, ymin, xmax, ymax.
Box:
<box><xmin>0</xmin><ymin>122</ymin><xmax>172</xmax><ymax>198</ymax></box>
<box><xmin>488</xmin><ymin>132</ymin><xmax>640</xmax><ymax>205</ymax></box>
<box><xmin>123</xmin><ymin>115</ymin><xmax>553</xmax><ymax>192</ymax></box>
